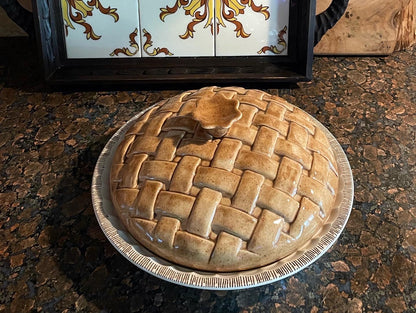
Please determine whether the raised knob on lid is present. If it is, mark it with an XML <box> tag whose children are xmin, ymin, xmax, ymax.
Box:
<box><xmin>192</xmin><ymin>92</ymin><xmax>242</xmax><ymax>137</ymax></box>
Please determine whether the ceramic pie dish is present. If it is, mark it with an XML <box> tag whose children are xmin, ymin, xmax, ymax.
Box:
<box><xmin>92</xmin><ymin>86</ymin><xmax>353</xmax><ymax>289</ymax></box>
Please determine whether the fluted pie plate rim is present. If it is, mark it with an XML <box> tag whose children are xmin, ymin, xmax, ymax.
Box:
<box><xmin>91</xmin><ymin>97</ymin><xmax>354</xmax><ymax>290</ymax></box>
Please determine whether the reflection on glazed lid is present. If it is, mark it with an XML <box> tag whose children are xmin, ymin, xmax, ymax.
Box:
<box><xmin>109</xmin><ymin>86</ymin><xmax>339</xmax><ymax>272</ymax></box>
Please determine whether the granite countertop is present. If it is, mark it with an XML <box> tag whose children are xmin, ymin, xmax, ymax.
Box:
<box><xmin>0</xmin><ymin>39</ymin><xmax>415</xmax><ymax>313</ymax></box>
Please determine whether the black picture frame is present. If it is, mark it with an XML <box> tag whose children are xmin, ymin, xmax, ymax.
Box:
<box><xmin>33</xmin><ymin>0</ymin><xmax>317</xmax><ymax>87</ymax></box>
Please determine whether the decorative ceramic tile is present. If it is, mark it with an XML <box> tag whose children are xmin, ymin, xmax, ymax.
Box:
<box><xmin>61</xmin><ymin>0</ymin><xmax>141</xmax><ymax>58</ymax></box>
<box><xmin>215</xmin><ymin>0</ymin><xmax>290</xmax><ymax>56</ymax></box>
<box><xmin>139</xmin><ymin>0</ymin><xmax>215</xmax><ymax>57</ymax></box>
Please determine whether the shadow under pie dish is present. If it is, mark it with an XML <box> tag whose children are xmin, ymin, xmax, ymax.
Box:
<box><xmin>92</xmin><ymin>87</ymin><xmax>353</xmax><ymax>289</ymax></box>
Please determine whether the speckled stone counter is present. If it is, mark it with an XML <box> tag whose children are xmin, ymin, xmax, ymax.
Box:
<box><xmin>0</xmin><ymin>40</ymin><xmax>415</xmax><ymax>313</ymax></box>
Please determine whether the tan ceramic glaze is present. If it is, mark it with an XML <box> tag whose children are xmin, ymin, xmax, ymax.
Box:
<box><xmin>192</xmin><ymin>93</ymin><xmax>242</xmax><ymax>137</ymax></box>
<box><xmin>109</xmin><ymin>87</ymin><xmax>339</xmax><ymax>272</ymax></box>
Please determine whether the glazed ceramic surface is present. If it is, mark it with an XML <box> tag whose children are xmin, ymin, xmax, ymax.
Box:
<box><xmin>192</xmin><ymin>93</ymin><xmax>242</xmax><ymax>137</ymax></box>
<box><xmin>61</xmin><ymin>1</ymin><xmax>290</xmax><ymax>58</ymax></box>
<box><xmin>61</xmin><ymin>0</ymin><xmax>141</xmax><ymax>58</ymax></box>
<box><xmin>139</xmin><ymin>0</ymin><xmax>215</xmax><ymax>57</ymax></box>
<box><xmin>215</xmin><ymin>0</ymin><xmax>290</xmax><ymax>56</ymax></box>
<box><xmin>108</xmin><ymin>87</ymin><xmax>340</xmax><ymax>272</ymax></box>
<box><xmin>93</xmin><ymin>86</ymin><xmax>352</xmax><ymax>289</ymax></box>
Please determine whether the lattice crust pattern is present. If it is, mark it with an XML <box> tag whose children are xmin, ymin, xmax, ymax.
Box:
<box><xmin>110</xmin><ymin>86</ymin><xmax>339</xmax><ymax>272</ymax></box>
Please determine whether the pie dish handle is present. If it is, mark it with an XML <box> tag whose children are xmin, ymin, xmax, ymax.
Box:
<box><xmin>315</xmin><ymin>0</ymin><xmax>349</xmax><ymax>45</ymax></box>
<box><xmin>192</xmin><ymin>93</ymin><xmax>242</xmax><ymax>138</ymax></box>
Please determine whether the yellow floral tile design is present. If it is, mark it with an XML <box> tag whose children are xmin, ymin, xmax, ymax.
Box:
<box><xmin>160</xmin><ymin>0</ymin><xmax>270</xmax><ymax>39</ymax></box>
<box><xmin>110</xmin><ymin>28</ymin><xmax>140</xmax><ymax>56</ymax></box>
<box><xmin>61</xmin><ymin>0</ymin><xmax>119</xmax><ymax>40</ymax></box>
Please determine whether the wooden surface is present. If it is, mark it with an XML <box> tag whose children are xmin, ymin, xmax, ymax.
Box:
<box><xmin>316</xmin><ymin>0</ymin><xmax>332</xmax><ymax>15</ymax></box>
<box><xmin>315</xmin><ymin>0</ymin><xmax>416</xmax><ymax>55</ymax></box>
<box><xmin>0</xmin><ymin>6</ymin><xmax>27</xmax><ymax>37</ymax></box>
<box><xmin>17</xmin><ymin>0</ymin><xmax>32</xmax><ymax>12</ymax></box>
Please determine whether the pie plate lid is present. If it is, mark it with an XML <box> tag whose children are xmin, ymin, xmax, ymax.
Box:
<box><xmin>92</xmin><ymin>86</ymin><xmax>353</xmax><ymax>287</ymax></box>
